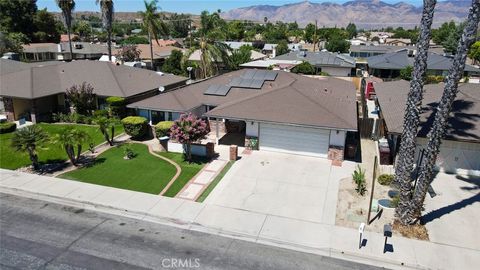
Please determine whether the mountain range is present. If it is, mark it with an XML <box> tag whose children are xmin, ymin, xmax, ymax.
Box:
<box><xmin>221</xmin><ymin>0</ymin><xmax>471</xmax><ymax>29</ymax></box>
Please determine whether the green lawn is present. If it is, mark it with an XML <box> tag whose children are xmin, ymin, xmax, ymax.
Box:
<box><xmin>60</xmin><ymin>143</ymin><xmax>176</xmax><ymax>194</ymax></box>
<box><xmin>157</xmin><ymin>152</ymin><xmax>208</xmax><ymax>197</ymax></box>
<box><xmin>197</xmin><ymin>161</ymin><xmax>234</xmax><ymax>202</ymax></box>
<box><xmin>0</xmin><ymin>123</ymin><xmax>123</xmax><ymax>170</ymax></box>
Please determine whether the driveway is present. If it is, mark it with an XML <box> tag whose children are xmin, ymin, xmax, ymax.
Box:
<box><xmin>205</xmin><ymin>151</ymin><xmax>355</xmax><ymax>224</ymax></box>
<box><xmin>423</xmin><ymin>173</ymin><xmax>480</xmax><ymax>250</ymax></box>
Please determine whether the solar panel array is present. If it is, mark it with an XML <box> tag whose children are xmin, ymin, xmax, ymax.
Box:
<box><xmin>204</xmin><ymin>84</ymin><xmax>231</xmax><ymax>96</ymax></box>
<box><xmin>203</xmin><ymin>70</ymin><xmax>278</xmax><ymax>96</ymax></box>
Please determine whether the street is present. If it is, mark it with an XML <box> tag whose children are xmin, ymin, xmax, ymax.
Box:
<box><xmin>0</xmin><ymin>193</ymin><xmax>383</xmax><ymax>270</ymax></box>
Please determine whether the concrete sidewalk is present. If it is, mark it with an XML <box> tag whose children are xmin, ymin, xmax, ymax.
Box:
<box><xmin>1</xmin><ymin>169</ymin><xmax>478</xmax><ymax>270</ymax></box>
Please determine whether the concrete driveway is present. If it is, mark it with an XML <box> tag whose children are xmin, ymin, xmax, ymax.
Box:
<box><xmin>205</xmin><ymin>151</ymin><xmax>355</xmax><ymax>224</ymax></box>
<box><xmin>424</xmin><ymin>173</ymin><xmax>480</xmax><ymax>250</ymax></box>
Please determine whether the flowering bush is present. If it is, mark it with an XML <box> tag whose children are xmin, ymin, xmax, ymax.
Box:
<box><xmin>170</xmin><ymin>113</ymin><xmax>210</xmax><ymax>160</ymax></box>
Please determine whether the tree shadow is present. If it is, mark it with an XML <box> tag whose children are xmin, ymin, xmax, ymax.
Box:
<box><xmin>418</xmin><ymin>99</ymin><xmax>480</xmax><ymax>141</ymax></box>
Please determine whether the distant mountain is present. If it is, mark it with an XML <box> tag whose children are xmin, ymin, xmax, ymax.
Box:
<box><xmin>221</xmin><ymin>0</ymin><xmax>471</xmax><ymax>29</ymax></box>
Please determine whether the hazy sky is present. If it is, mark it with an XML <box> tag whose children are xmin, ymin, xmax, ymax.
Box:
<box><xmin>36</xmin><ymin>0</ymin><xmax>424</xmax><ymax>14</ymax></box>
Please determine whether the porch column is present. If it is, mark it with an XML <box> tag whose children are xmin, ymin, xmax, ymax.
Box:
<box><xmin>30</xmin><ymin>100</ymin><xmax>37</xmax><ymax>123</ymax></box>
<box><xmin>215</xmin><ymin>118</ymin><xmax>219</xmax><ymax>144</ymax></box>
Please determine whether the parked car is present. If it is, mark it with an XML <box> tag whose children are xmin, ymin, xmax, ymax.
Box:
<box><xmin>365</xmin><ymin>81</ymin><xmax>376</xmax><ymax>100</ymax></box>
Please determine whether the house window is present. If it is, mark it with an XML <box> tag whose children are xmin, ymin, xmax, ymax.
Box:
<box><xmin>168</xmin><ymin>112</ymin><xmax>173</xmax><ymax>121</ymax></box>
<box><xmin>151</xmin><ymin>111</ymin><xmax>165</xmax><ymax>124</ymax></box>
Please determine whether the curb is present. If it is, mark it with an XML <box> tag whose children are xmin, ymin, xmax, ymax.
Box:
<box><xmin>0</xmin><ymin>185</ymin><xmax>424</xmax><ymax>270</ymax></box>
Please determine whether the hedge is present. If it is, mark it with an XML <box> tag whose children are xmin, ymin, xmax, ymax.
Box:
<box><xmin>106</xmin><ymin>96</ymin><xmax>126</xmax><ymax>118</ymax></box>
<box><xmin>121</xmin><ymin>116</ymin><xmax>148</xmax><ymax>139</ymax></box>
<box><xmin>0</xmin><ymin>122</ymin><xmax>17</xmax><ymax>134</ymax></box>
<box><xmin>155</xmin><ymin>121</ymin><xmax>174</xmax><ymax>138</ymax></box>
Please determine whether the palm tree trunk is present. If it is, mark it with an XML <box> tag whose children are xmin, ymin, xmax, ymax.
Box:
<box><xmin>394</xmin><ymin>0</ymin><xmax>437</xmax><ymax>225</ymax></box>
<box><xmin>67</xmin><ymin>27</ymin><xmax>73</xmax><ymax>60</ymax></box>
<box><xmin>110</xmin><ymin>125</ymin><xmax>115</xmax><ymax>144</ymax></box>
<box><xmin>149</xmin><ymin>31</ymin><xmax>154</xmax><ymax>70</ymax></box>
<box><xmin>108</xmin><ymin>29</ymin><xmax>112</xmax><ymax>61</ymax></box>
<box><xmin>406</xmin><ymin>0</ymin><xmax>480</xmax><ymax>225</ymax></box>
<box><xmin>76</xmin><ymin>144</ymin><xmax>82</xmax><ymax>162</ymax></box>
<box><xmin>28</xmin><ymin>147</ymin><xmax>39</xmax><ymax>170</ymax></box>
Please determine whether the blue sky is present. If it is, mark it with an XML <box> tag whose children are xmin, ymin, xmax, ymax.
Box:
<box><xmin>37</xmin><ymin>0</ymin><xmax>424</xmax><ymax>14</ymax></box>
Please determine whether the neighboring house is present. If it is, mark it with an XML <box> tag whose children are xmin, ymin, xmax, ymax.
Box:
<box><xmin>127</xmin><ymin>69</ymin><xmax>357</xmax><ymax>159</ymax></box>
<box><xmin>349</xmin><ymin>45</ymin><xmax>416</xmax><ymax>58</ymax></box>
<box><xmin>376</xmin><ymin>80</ymin><xmax>480</xmax><ymax>176</ymax></box>
<box><xmin>384</xmin><ymin>38</ymin><xmax>412</xmax><ymax>46</ymax></box>
<box><xmin>60</xmin><ymin>34</ymin><xmax>79</xmax><ymax>42</ymax></box>
<box><xmin>367</xmin><ymin>49</ymin><xmax>480</xmax><ymax>78</ymax></box>
<box><xmin>240</xmin><ymin>59</ymin><xmax>302</xmax><ymax>71</ymax></box>
<box><xmin>349</xmin><ymin>38</ymin><xmax>370</xmax><ymax>46</ymax></box>
<box><xmin>125</xmin><ymin>44</ymin><xmax>184</xmax><ymax>70</ymax></box>
<box><xmin>187</xmin><ymin>49</ymin><xmax>267</xmax><ymax>65</ymax></box>
<box><xmin>22</xmin><ymin>42</ymin><xmax>108</xmax><ymax>62</ymax></box>
<box><xmin>0</xmin><ymin>59</ymin><xmax>187</xmax><ymax>123</ymax></box>
<box><xmin>273</xmin><ymin>51</ymin><xmax>356</xmax><ymax>76</ymax></box>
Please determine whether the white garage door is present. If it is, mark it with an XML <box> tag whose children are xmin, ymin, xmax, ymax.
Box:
<box><xmin>260</xmin><ymin>123</ymin><xmax>330</xmax><ymax>158</ymax></box>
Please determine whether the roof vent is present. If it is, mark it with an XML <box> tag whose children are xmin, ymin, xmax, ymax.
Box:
<box><xmin>324</xmin><ymin>88</ymin><xmax>328</xmax><ymax>92</ymax></box>
<box><xmin>74</xmin><ymin>43</ymin><xmax>83</xmax><ymax>49</ymax></box>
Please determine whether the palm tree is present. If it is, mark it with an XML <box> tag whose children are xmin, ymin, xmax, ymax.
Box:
<box><xmin>95</xmin><ymin>116</ymin><xmax>115</xmax><ymax>146</ymax></box>
<box><xmin>56</xmin><ymin>0</ymin><xmax>75</xmax><ymax>60</ymax></box>
<box><xmin>139</xmin><ymin>0</ymin><xmax>169</xmax><ymax>70</ymax></box>
<box><xmin>55</xmin><ymin>128</ymin><xmax>91</xmax><ymax>166</ymax></box>
<box><xmin>393</xmin><ymin>0</ymin><xmax>437</xmax><ymax>225</ymax></box>
<box><xmin>11</xmin><ymin>126</ymin><xmax>49</xmax><ymax>170</ymax></box>
<box><xmin>97</xmin><ymin>0</ymin><xmax>114</xmax><ymax>61</ymax></box>
<box><xmin>405</xmin><ymin>0</ymin><xmax>480</xmax><ymax>225</ymax></box>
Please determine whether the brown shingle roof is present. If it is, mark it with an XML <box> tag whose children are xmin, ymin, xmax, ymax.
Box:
<box><xmin>128</xmin><ymin>70</ymin><xmax>358</xmax><ymax>130</ymax></box>
<box><xmin>0</xmin><ymin>60</ymin><xmax>187</xmax><ymax>99</ymax></box>
<box><xmin>376</xmin><ymin>80</ymin><xmax>480</xmax><ymax>142</ymax></box>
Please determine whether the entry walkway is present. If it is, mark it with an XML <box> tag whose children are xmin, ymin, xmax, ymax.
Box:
<box><xmin>1</xmin><ymin>168</ymin><xmax>479</xmax><ymax>270</ymax></box>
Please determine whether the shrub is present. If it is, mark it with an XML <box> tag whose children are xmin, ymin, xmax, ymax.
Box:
<box><xmin>291</xmin><ymin>61</ymin><xmax>315</xmax><ymax>75</ymax></box>
<box><xmin>390</xmin><ymin>194</ymin><xmax>400</xmax><ymax>208</ymax></box>
<box><xmin>425</xmin><ymin>75</ymin><xmax>444</xmax><ymax>84</ymax></box>
<box><xmin>93</xmin><ymin>109</ymin><xmax>109</xmax><ymax>118</ymax></box>
<box><xmin>0</xmin><ymin>122</ymin><xmax>17</xmax><ymax>134</ymax></box>
<box><xmin>155</xmin><ymin>121</ymin><xmax>174</xmax><ymax>138</ymax></box>
<box><xmin>352</xmin><ymin>165</ymin><xmax>367</xmax><ymax>196</ymax></box>
<box><xmin>52</xmin><ymin>112</ymin><xmax>93</xmax><ymax>124</ymax></box>
<box><xmin>123</xmin><ymin>145</ymin><xmax>136</xmax><ymax>159</ymax></box>
<box><xmin>378</xmin><ymin>174</ymin><xmax>394</xmax><ymax>185</ymax></box>
<box><xmin>121</xmin><ymin>116</ymin><xmax>148</xmax><ymax>139</ymax></box>
<box><xmin>106</xmin><ymin>96</ymin><xmax>126</xmax><ymax>118</ymax></box>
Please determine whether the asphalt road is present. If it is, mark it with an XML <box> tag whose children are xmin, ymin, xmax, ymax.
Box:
<box><xmin>0</xmin><ymin>193</ymin><xmax>384</xmax><ymax>270</ymax></box>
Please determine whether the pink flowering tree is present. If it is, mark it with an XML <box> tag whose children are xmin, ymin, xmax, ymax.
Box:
<box><xmin>170</xmin><ymin>113</ymin><xmax>210</xmax><ymax>161</ymax></box>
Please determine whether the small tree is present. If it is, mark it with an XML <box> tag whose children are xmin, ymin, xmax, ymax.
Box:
<box><xmin>55</xmin><ymin>127</ymin><xmax>91</xmax><ymax>165</ymax></box>
<box><xmin>66</xmin><ymin>82</ymin><xmax>96</xmax><ymax>115</ymax></box>
<box><xmin>115</xmin><ymin>45</ymin><xmax>141</xmax><ymax>62</ymax></box>
<box><xmin>468</xmin><ymin>41</ymin><xmax>480</xmax><ymax>64</ymax></box>
<box><xmin>291</xmin><ymin>61</ymin><xmax>315</xmax><ymax>75</ymax></box>
<box><xmin>325</xmin><ymin>38</ymin><xmax>350</xmax><ymax>53</ymax></box>
<box><xmin>276</xmin><ymin>40</ymin><xmax>289</xmax><ymax>56</ymax></box>
<box><xmin>95</xmin><ymin>116</ymin><xmax>116</xmax><ymax>146</ymax></box>
<box><xmin>11</xmin><ymin>125</ymin><xmax>49</xmax><ymax>170</ymax></box>
<box><xmin>161</xmin><ymin>49</ymin><xmax>185</xmax><ymax>75</ymax></box>
<box><xmin>170</xmin><ymin>113</ymin><xmax>210</xmax><ymax>161</ymax></box>
<box><xmin>399</xmin><ymin>66</ymin><xmax>413</xmax><ymax>81</ymax></box>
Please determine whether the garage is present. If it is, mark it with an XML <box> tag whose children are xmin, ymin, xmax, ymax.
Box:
<box><xmin>259</xmin><ymin>123</ymin><xmax>330</xmax><ymax>158</ymax></box>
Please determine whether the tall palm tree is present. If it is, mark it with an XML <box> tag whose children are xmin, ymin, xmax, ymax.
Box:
<box><xmin>405</xmin><ymin>0</ymin><xmax>480</xmax><ymax>225</ymax></box>
<box><xmin>11</xmin><ymin>125</ymin><xmax>49</xmax><ymax>170</ymax></box>
<box><xmin>97</xmin><ymin>0</ymin><xmax>114</xmax><ymax>61</ymax></box>
<box><xmin>393</xmin><ymin>0</ymin><xmax>437</xmax><ymax>225</ymax></box>
<box><xmin>56</xmin><ymin>0</ymin><xmax>75</xmax><ymax>60</ymax></box>
<box><xmin>55</xmin><ymin>128</ymin><xmax>91</xmax><ymax>166</ymax></box>
<box><xmin>139</xmin><ymin>0</ymin><xmax>169</xmax><ymax>70</ymax></box>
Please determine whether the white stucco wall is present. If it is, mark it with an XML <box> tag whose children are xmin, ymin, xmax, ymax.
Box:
<box><xmin>321</xmin><ymin>67</ymin><xmax>352</xmax><ymax>77</ymax></box>
<box><xmin>329</xmin><ymin>130</ymin><xmax>346</xmax><ymax>147</ymax></box>
<box><xmin>167</xmin><ymin>141</ymin><xmax>207</xmax><ymax>156</ymax></box>
<box><xmin>246</xmin><ymin>121</ymin><xmax>259</xmax><ymax>137</ymax></box>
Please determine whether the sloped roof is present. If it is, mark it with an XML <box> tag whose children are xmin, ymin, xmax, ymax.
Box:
<box><xmin>129</xmin><ymin>70</ymin><xmax>357</xmax><ymax>130</ymax></box>
<box><xmin>274</xmin><ymin>51</ymin><xmax>356</xmax><ymax>68</ymax></box>
<box><xmin>367</xmin><ymin>50</ymin><xmax>480</xmax><ymax>72</ymax></box>
<box><xmin>0</xmin><ymin>59</ymin><xmax>187</xmax><ymax>99</ymax></box>
<box><xmin>375</xmin><ymin>80</ymin><xmax>480</xmax><ymax>142</ymax></box>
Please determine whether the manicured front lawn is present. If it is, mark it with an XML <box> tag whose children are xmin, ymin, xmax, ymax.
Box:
<box><xmin>158</xmin><ymin>152</ymin><xmax>208</xmax><ymax>197</ymax></box>
<box><xmin>0</xmin><ymin>123</ymin><xmax>123</xmax><ymax>170</ymax></box>
<box><xmin>60</xmin><ymin>143</ymin><xmax>176</xmax><ymax>194</ymax></box>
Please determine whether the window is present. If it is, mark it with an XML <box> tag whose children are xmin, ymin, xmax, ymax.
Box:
<box><xmin>151</xmin><ymin>111</ymin><xmax>165</xmax><ymax>124</ymax></box>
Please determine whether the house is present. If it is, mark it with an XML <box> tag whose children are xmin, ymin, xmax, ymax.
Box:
<box><xmin>127</xmin><ymin>69</ymin><xmax>357</xmax><ymax>159</ymax></box>
<box><xmin>273</xmin><ymin>51</ymin><xmax>356</xmax><ymax>76</ymax></box>
<box><xmin>22</xmin><ymin>42</ymin><xmax>108</xmax><ymax>62</ymax></box>
<box><xmin>367</xmin><ymin>49</ymin><xmax>480</xmax><ymax>78</ymax></box>
<box><xmin>384</xmin><ymin>38</ymin><xmax>412</xmax><ymax>46</ymax></box>
<box><xmin>375</xmin><ymin>80</ymin><xmax>480</xmax><ymax>176</ymax></box>
<box><xmin>60</xmin><ymin>34</ymin><xmax>79</xmax><ymax>42</ymax></box>
<box><xmin>349</xmin><ymin>45</ymin><xmax>416</xmax><ymax>58</ymax></box>
<box><xmin>240</xmin><ymin>59</ymin><xmax>302</xmax><ymax>71</ymax></box>
<box><xmin>127</xmin><ymin>44</ymin><xmax>184</xmax><ymax>70</ymax></box>
<box><xmin>0</xmin><ymin>59</ymin><xmax>187</xmax><ymax>123</ymax></box>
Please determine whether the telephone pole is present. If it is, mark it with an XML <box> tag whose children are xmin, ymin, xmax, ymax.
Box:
<box><xmin>313</xmin><ymin>19</ymin><xmax>317</xmax><ymax>52</ymax></box>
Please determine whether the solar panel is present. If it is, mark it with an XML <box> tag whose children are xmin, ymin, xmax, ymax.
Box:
<box><xmin>252</xmin><ymin>70</ymin><xmax>266</xmax><ymax>80</ymax></box>
<box><xmin>228</xmin><ymin>77</ymin><xmax>243</xmax><ymax>87</ymax></box>
<box><xmin>204</xmin><ymin>84</ymin><xmax>231</xmax><ymax>96</ymax></box>
<box><xmin>249</xmin><ymin>79</ymin><xmax>264</xmax><ymax>88</ymax></box>
<box><xmin>264</xmin><ymin>71</ymin><xmax>278</xmax><ymax>81</ymax></box>
<box><xmin>242</xmin><ymin>69</ymin><xmax>256</xmax><ymax>79</ymax></box>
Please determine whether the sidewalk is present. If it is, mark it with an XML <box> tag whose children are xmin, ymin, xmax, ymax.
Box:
<box><xmin>1</xmin><ymin>169</ymin><xmax>478</xmax><ymax>270</ymax></box>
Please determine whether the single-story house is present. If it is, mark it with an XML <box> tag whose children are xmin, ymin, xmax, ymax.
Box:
<box><xmin>367</xmin><ymin>49</ymin><xmax>480</xmax><ymax>78</ymax></box>
<box><xmin>349</xmin><ymin>45</ymin><xmax>416</xmax><ymax>58</ymax></box>
<box><xmin>375</xmin><ymin>80</ymin><xmax>480</xmax><ymax>176</ymax></box>
<box><xmin>128</xmin><ymin>69</ymin><xmax>357</xmax><ymax>159</ymax></box>
<box><xmin>384</xmin><ymin>38</ymin><xmax>413</xmax><ymax>46</ymax></box>
<box><xmin>273</xmin><ymin>51</ymin><xmax>356</xmax><ymax>76</ymax></box>
<box><xmin>240</xmin><ymin>59</ymin><xmax>302</xmax><ymax>71</ymax></box>
<box><xmin>22</xmin><ymin>42</ymin><xmax>109</xmax><ymax>62</ymax></box>
<box><xmin>125</xmin><ymin>44</ymin><xmax>184</xmax><ymax>70</ymax></box>
<box><xmin>0</xmin><ymin>59</ymin><xmax>187</xmax><ymax>123</ymax></box>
